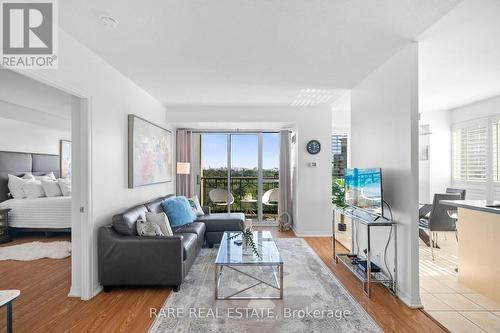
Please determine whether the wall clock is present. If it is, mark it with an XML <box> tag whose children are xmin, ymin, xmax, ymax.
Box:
<box><xmin>306</xmin><ymin>140</ymin><xmax>321</xmax><ymax>155</ymax></box>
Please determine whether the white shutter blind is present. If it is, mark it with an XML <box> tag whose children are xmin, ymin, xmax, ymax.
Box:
<box><xmin>493</xmin><ymin>121</ymin><xmax>500</xmax><ymax>182</ymax></box>
<box><xmin>453</xmin><ymin>123</ymin><xmax>487</xmax><ymax>182</ymax></box>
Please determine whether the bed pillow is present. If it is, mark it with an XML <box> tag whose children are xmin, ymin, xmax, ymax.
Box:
<box><xmin>161</xmin><ymin>196</ymin><xmax>196</xmax><ymax>227</ymax></box>
<box><xmin>24</xmin><ymin>172</ymin><xmax>56</xmax><ymax>181</ymax></box>
<box><xmin>35</xmin><ymin>172</ymin><xmax>56</xmax><ymax>181</ymax></box>
<box><xmin>22</xmin><ymin>180</ymin><xmax>46</xmax><ymax>199</ymax></box>
<box><xmin>8</xmin><ymin>174</ymin><xmax>31</xmax><ymax>199</ymax></box>
<box><xmin>188</xmin><ymin>195</ymin><xmax>205</xmax><ymax>216</ymax></box>
<box><xmin>58</xmin><ymin>178</ymin><xmax>71</xmax><ymax>196</ymax></box>
<box><xmin>42</xmin><ymin>180</ymin><xmax>63</xmax><ymax>197</ymax></box>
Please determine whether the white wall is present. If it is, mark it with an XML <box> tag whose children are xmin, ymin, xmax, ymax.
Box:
<box><xmin>166</xmin><ymin>106</ymin><xmax>333</xmax><ymax>236</ymax></box>
<box><xmin>419</xmin><ymin>110</ymin><xmax>452</xmax><ymax>203</ymax></box>
<box><xmin>0</xmin><ymin>117</ymin><xmax>70</xmax><ymax>154</ymax></box>
<box><xmin>23</xmin><ymin>30</ymin><xmax>175</xmax><ymax>297</ymax></box>
<box><xmin>351</xmin><ymin>44</ymin><xmax>420</xmax><ymax>307</ymax></box>
<box><xmin>452</xmin><ymin>94</ymin><xmax>500</xmax><ymax>124</ymax></box>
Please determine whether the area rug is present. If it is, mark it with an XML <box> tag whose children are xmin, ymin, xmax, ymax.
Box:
<box><xmin>149</xmin><ymin>238</ymin><xmax>381</xmax><ymax>333</ymax></box>
<box><xmin>0</xmin><ymin>241</ymin><xmax>71</xmax><ymax>261</ymax></box>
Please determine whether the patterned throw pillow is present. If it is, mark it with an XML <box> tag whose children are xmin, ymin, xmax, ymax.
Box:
<box><xmin>145</xmin><ymin>212</ymin><xmax>173</xmax><ymax>236</ymax></box>
<box><xmin>188</xmin><ymin>195</ymin><xmax>205</xmax><ymax>216</ymax></box>
<box><xmin>136</xmin><ymin>218</ymin><xmax>164</xmax><ymax>237</ymax></box>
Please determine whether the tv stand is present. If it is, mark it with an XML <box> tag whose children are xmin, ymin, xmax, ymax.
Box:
<box><xmin>332</xmin><ymin>205</ymin><xmax>397</xmax><ymax>298</ymax></box>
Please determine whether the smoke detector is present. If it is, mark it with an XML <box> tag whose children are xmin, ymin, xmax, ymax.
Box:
<box><xmin>99</xmin><ymin>15</ymin><xmax>119</xmax><ymax>28</ymax></box>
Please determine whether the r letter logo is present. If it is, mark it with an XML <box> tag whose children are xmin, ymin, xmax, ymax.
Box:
<box><xmin>1</xmin><ymin>0</ymin><xmax>58</xmax><ymax>69</ymax></box>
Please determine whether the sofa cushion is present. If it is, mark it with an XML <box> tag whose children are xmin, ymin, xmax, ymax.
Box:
<box><xmin>172</xmin><ymin>222</ymin><xmax>206</xmax><ymax>239</ymax></box>
<box><xmin>161</xmin><ymin>196</ymin><xmax>196</xmax><ymax>227</ymax></box>
<box><xmin>112</xmin><ymin>204</ymin><xmax>148</xmax><ymax>236</ymax></box>
<box><xmin>195</xmin><ymin>213</ymin><xmax>246</xmax><ymax>232</ymax></box>
<box><xmin>179</xmin><ymin>233</ymin><xmax>197</xmax><ymax>261</ymax></box>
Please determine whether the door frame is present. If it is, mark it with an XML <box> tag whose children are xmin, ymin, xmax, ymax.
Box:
<box><xmin>10</xmin><ymin>69</ymin><xmax>94</xmax><ymax>300</ymax></box>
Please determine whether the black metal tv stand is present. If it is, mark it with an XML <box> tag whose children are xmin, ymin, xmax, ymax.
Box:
<box><xmin>332</xmin><ymin>206</ymin><xmax>397</xmax><ymax>298</ymax></box>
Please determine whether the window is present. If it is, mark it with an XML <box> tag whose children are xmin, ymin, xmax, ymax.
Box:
<box><xmin>331</xmin><ymin>135</ymin><xmax>348</xmax><ymax>178</ymax></box>
<box><xmin>493</xmin><ymin>120</ymin><xmax>500</xmax><ymax>182</ymax></box>
<box><xmin>452</xmin><ymin>122</ymin><xmax>487</xmax><ymax>182</ymax></box>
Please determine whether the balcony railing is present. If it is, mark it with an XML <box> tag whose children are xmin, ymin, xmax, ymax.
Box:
<box><xmin>200</xmin><ymin>176</ymin><xmax>279</xmax><ymax>221</ymax></box>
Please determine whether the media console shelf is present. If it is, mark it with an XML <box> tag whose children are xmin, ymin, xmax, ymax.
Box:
<box><xmin>332</xmin><ymin>206</ymin><xmax>397</xmax><ymax>298</ymax></box>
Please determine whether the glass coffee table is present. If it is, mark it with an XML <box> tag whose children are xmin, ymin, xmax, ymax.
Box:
<box><xmin>214</xmin><ymin>231</ymin><xmax>283</xmax><ymax>300</ymax></box>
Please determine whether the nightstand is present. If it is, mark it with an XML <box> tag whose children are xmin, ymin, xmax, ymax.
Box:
<box><xmin>0</xmin><ymin>209</ymin><xmax>11</xmax><ymax>244</ymax></box>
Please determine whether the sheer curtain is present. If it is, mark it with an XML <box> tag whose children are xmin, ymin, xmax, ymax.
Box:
<box><xmin>278</xmin><ymin>130</ymin><xmax>293</xmax><ymax>231</ymax></box>
<box><xmin>176</xmin><ymin>130</ymin><xmax>193</xmax><ymax>197</ymax></box>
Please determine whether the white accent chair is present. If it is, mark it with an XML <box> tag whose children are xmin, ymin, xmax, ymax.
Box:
<box><xmin>208</xmin><ymin>188</ymin><xmax>235</xmax><ymax>206</ymax></box>
<box><xmin>262</xmin><ymin>188</ymin><xmax>279</xmax><ymax>206</ymax></box>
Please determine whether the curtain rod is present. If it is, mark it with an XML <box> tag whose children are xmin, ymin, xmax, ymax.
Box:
<box><xmin>177</xmin><ymin>129</ymin><xmax>293</xmax><ymax>134</ymax></box>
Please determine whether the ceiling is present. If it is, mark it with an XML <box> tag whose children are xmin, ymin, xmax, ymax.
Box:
<box><xmin>419</xmin><ymin>0</ymin><xmax>500</xmax><ymax>113</ymax></box>
<box><xmin>59</xmin><ymin>0</ymin><xmax>460</xmax><ymax>106</ymax></box>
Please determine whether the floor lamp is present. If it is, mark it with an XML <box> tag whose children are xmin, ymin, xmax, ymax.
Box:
<box><xmin>176</xmin><ymin>162</ymin><xmax>191</xmax><ymax>196</ymax></box>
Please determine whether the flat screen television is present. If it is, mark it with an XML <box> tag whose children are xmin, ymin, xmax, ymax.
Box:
<box><xmin>344</xmin><ymin>168</ymin><xmax>383</xmax><ymax>216</ymax></box>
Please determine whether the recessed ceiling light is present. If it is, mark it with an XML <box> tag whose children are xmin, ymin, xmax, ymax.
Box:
<box><xmin>99</xmin><ymin>15</ymin><xmax>119</xmax><ymax>28</ymax></box>
<box><xmin>291</xmin><ymin>89</ymin><xmax>337</xmax><ymax>106</ymax></box>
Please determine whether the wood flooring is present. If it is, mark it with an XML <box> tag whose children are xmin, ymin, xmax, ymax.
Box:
<box><xmin>0</xmin><ymin>229</ymin><xmax>447</xmax><ymax>332</ymax></box>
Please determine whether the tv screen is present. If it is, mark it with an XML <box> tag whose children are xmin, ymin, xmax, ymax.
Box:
<box><xmin>344</xmin><ymin>168</ymin><xmax>383</xmax><ymax>216</ymax></box>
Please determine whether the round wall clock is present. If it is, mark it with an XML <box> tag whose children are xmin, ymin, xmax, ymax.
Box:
<box><xmin>306</xmin><ymin>140</ymin><xmax>321</xmax><ymax>155</ymax></box>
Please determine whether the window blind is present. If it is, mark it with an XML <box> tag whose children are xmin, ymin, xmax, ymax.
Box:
<box><xmin>452</xmin><ymin>123</ymin><xmax>487</xmax><ymax>182</ymax></box>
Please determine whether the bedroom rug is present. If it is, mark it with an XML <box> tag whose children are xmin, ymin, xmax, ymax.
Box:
<box><xmin>0</xmin><ymin>241</ymin><xmax>71</xmax><ymax>261</ymax></box>
<box><xmin>149</xmin><ymin>238</ymin><xmax>381</xmax><ymax>333</ymax></box>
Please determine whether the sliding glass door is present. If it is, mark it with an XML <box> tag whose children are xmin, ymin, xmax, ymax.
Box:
<box><xmin>200</xmin><ymin>132</ymin><xmax>279</xmax><ymax>224</ymax></box>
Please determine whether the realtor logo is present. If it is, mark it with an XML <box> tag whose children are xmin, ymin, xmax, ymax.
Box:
<box><xmin>1</xmin><ymin>0</ymin><xmax>58</xmax><ymax>68</ymax></box>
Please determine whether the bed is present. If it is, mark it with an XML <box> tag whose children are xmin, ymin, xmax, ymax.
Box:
<box><xmin>0</xmin><ymin>151</ymin><xmax>71</xmax><ymax>232</ymax></box>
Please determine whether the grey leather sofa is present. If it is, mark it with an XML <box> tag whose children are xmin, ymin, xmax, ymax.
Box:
<box><xmin>98</xmin><ymin>194</ymin><xmax>245</xmax><ymax>292</ymax></box>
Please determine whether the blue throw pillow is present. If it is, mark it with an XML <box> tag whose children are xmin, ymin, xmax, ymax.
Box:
<box><xmin>161</xmin><ymin>196</ymin><xmax>196</xmax><ymax>227</ymax></box>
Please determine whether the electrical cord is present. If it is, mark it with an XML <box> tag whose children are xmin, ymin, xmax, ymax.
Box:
<box><xmin>382</xmin><ymin>200</ymin><xmax>394</xmax><ymax>282</ymax></box>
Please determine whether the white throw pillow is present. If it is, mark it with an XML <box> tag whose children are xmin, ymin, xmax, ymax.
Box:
<box><xmin>22</xmin><ymin>180</ymin><xmax>46</xmax><ymax>199</ymax></box>
<box><xmin>58</xmin><ymin>178</ymin><xmax>71</xmax><ymax>196</ymax></box>
<box><xmin>188</xmin><ymin>195</ymin><xmax>205</xmax><ymax>216</ymax></box>
<box><xmin>41</xmin><ymin>180</ymin><xmax>63</xmax><ymax>197</ymax></box>
<box><xmin>145</xmin><ymin>212</ymin><xmax>173</xmax><ymax>236</ymax></box>
<box><xmin>136</xmin><ymin>218</ymin><xmax>164</xmax><ymax>237</ymax></box>
<box><xmin>8</xmin><ymin>174</ymin><xmax>31</xmax><ymax>199</ymax></box>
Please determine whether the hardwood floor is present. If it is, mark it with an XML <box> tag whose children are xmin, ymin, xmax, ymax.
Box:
<box><xmin>0</xmin><ymin>229</ymin><xmax>447</xmax><ymax>332</ymax></box>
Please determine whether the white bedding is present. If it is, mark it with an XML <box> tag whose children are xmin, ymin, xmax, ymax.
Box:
<box><xmin>0</xmin><ymin>196</ymin><xmax>71</xmax><ymax>229</ymax></box>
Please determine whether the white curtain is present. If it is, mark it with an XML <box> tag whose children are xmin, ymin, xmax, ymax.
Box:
<box><xmin>176</xmin><ymin>130</ymin><xmax>193</xmax><ymax>197</ymax></box>
<box><xmin>278</xmin><ymin>130</ymin><xmax>293</xmax><ymax>231</ymax></box>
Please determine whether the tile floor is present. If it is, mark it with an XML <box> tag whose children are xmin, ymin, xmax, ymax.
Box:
<box><xmin>420</xmin><ymin>233</ymin><xmax>500</xmax><ymax>333</ymax></box>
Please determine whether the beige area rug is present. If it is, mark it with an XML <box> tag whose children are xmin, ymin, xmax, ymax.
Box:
<box><xmin>149</xmin><ymin>238</ymin><xmax>381</xmax><ymax>333</ymax></box>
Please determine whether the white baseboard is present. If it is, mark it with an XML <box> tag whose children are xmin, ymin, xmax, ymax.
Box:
<box><xmin>68</xmin><ymin>287</ymin><xmax>80</xmax><ymax>298</ymax></box>
<box><xmin>292</xmin><ymin>226</ymin><xmax>331</xmax><ymax>238</ymax></box>
<box><xmin>92</xmin><ymin>284</ymin><xmax>103</xmax><ymax>298</ymax></box>
<box><xmin>396</xmin><ymin>288</ymin><xmax>423</xmax><ymax>309</ymax></box>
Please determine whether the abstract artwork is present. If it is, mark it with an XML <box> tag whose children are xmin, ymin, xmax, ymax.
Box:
<box><xmin>60</xmin><ymin>140</ymin><xmax>72</xmax><ymax>178</ymax></box>
<box><xmin>128</xmin><ymin>115</ymin><xmax>173</xmax><ymax>188</ymax></box>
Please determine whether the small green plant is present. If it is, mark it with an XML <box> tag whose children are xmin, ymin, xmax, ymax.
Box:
<box><xmin>228</xmin><ymin>228</ymin><xmax>261</xmax><ymax>258</ymax></box>
<box><xmin>332</xmin><ymin>178</ymin><xmax>346</xmax><ymax>208</ymax></box>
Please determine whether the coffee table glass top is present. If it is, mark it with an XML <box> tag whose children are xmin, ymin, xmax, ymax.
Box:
<box><xmin>215</xmin><ymin>231</ymin><xmax>283</xmax><ymax>265</ymax></box>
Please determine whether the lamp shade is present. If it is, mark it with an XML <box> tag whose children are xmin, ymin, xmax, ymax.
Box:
<box><xmin>176</xmin><ymin>162</ymin><xmax>191</xmax><ymax>175</ymax></box>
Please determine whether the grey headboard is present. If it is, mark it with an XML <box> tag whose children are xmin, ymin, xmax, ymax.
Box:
<box><xmin>0</xmin><ymin>151</ymin><xmax>60</xmax><ymax>203</ymax></box>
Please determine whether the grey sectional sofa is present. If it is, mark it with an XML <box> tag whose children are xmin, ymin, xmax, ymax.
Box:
<box><xmin>98</xmin><ymin>194</ymin><xmax>245</xmax><ymax>292</ymax></box>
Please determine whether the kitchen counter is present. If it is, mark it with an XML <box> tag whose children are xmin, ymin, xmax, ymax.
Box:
<box><xmin>440</xmin><ymin>199</ymin><xmax>500</xmax><ymax>215</ymax></box>
<box><xmin>439</xmin><ymin>199</ymin><xmax>500</xmax><ymax>302</ymax></box>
